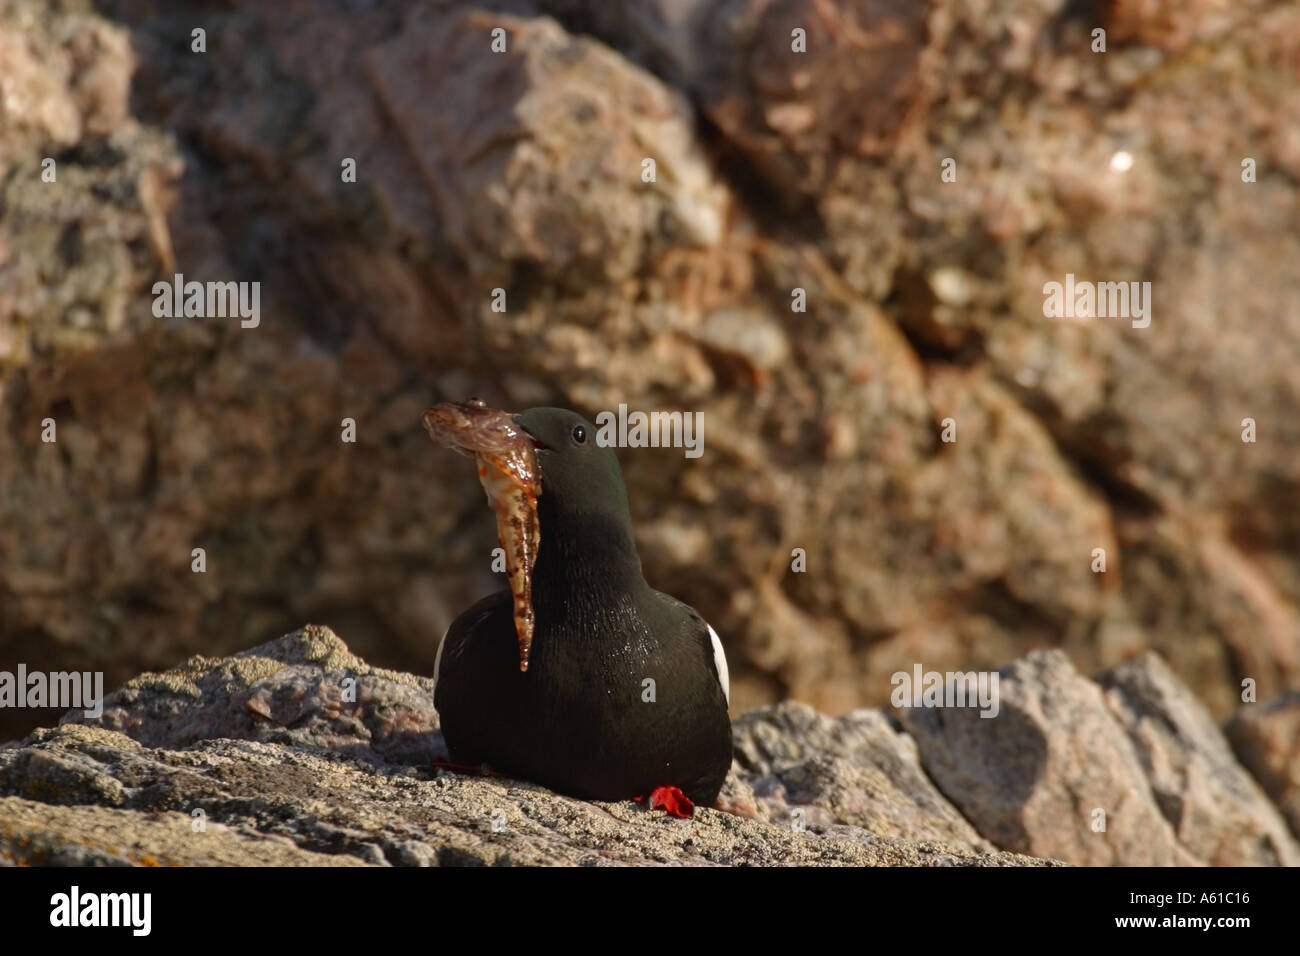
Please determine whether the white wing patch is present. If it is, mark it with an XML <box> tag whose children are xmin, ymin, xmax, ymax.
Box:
<box><xmin>432</xmin><ymin>625</ymin><xmax>448</xmax><ymax>700</ymax></box>
<box><xmin>707</xmin><ymin>623</ymin><xmax>730</xmax><ymax>706</ymax></box>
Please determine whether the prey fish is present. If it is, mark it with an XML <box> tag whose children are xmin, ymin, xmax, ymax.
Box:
<box><xmin>422</xmin><ymin>399</ymin><xmax>541</xmax><ymax>672</ymax></box>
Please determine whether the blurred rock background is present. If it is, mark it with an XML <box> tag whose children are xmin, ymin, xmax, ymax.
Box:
<box><xmin>1</xmin><ymin>0</ymin><xmax>1297</xmax><ymax>742</ymax></box>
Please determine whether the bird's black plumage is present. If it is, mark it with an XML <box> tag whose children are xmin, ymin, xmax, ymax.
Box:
<box><xmin>433</xmin><ymin>407</ymin><xmax>732</xmax><ymax>805</ymax></box>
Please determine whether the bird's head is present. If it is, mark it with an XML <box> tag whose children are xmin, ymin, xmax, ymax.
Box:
<box><xmin>513</xmin><ymin>407</ymin><xmax>632</xmax><ymax>528</ymax></box>
<box><xmin>512</xmin><ymin>406</ymin><xmax>644</xmax><ymax>589</ymax></box>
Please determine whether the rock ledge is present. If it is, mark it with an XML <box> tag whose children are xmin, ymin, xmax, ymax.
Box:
<box><xmin>0</xmin><ymin>626</ymin><xmax>1293</xmax><ymax>867</ymax></box>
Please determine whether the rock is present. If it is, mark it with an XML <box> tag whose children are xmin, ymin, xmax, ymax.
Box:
<box><xmin>3</xmin><ymin>0</ymin><xmax>1300</xmax><ymax>745</ymax></box>
<box><xmin>0</xmin><ymin>0</ymin><xmax>180</xmax><ymax>361</ymax></box>
<box><xmin>362</xmin><ymin>9</ymin><xmax>726</xmax><ymax>286</ymax></box>
<box><xmin>542</xmin><ymin>0</ymin><xmax>929</xmax><ymax>198</ymax></box>
<box><xmin>0</xmin><ymin>794</ymin><xmax>367</xmax><ymax>867</ymax></box>
<box><xmin>732</xmin><ymin>702</ymin><xmax>993</xmax><ymax>849</ymax></box>
<box><xmin>1108</xmin><ymin>0</ymin><xmax>1269</xmax><ymax>53</ymax></box>
<box><xmin>900</xmin><ymin>649</ymin><xmax>1298</xmax><ymax>867</ymax></box>
<box><xmin>0</xmin><ymin>724</ymin><xmax>1043</xmax><ymax>867</ymax></box>
<box><xmin>0</xmin><ymin>627</ymin><xmax>1050</xmax><ymax>867</ymax></box>
<box><xmin>1225</xmin><ymin>692</ymin><xmax>1300</xmax><ymax>840</ymax></box>
<box><xmin>0</xmin><ymin>2</ymin><xmax>131</xmax><ymax>151</ymax></box>
<box><xmin>81</xmin><ymin>624</ymin><xmax>444</xmax><ymax>765</ymax></box>
<box><xmin>5</xmin><ymin>626</ymin><xmax>1292</xmax><ymax>866</ymax></box>
<box><xmin>1097</xmin><ymin>654</ymin><xmax>1299</xmax><ymax>866</ymax></box>
<box><xmin>899</xmin><ymin>650</ymin><xmax>1194</xmax><ymax>865</ymax></box>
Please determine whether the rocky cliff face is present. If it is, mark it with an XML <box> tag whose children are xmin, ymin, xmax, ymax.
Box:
<box><xmin>0</xmin><ymin>626</ymin><xmax>1294</xmax><ymax>866</ymax></box>
<box><xmin>2</xmin><ymin>0</ymin><xmax>1298</xmax><ymax>741</ymax></box>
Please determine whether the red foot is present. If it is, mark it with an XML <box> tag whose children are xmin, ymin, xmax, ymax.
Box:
<box><xmin>433</xmin><ymin>757</ymin><xmax>501</xmax><ymax>777</ymax></box>
<box><xmin>634</xmin><ymin>785</ymin><xmax>695</xmax><ymax>818</ymax></box>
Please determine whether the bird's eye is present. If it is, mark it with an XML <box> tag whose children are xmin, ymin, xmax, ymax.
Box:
<box><xmin>571</xmin><ymin>424</ymin><xmax>587</xmax><ymax>445</ymax></box>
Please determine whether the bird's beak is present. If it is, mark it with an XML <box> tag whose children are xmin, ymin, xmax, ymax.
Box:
<box><xmin>514</xmin><ymin>416</ymin><xmax>549</xmax><ymax>451</ymax></box>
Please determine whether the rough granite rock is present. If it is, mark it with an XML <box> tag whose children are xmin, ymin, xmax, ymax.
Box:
<box><xmin>0</xmin><ymin>723</ymin><xmax>1046</xmax><ymax>867</ymax></box>
<box><xmin>731</xmin><ymin>701</ymin><xmax>993</xmax><ymax>850</ymax></box>
<box><xmin>2</xmin><ymin>0</ymin><xmax>1298</xmax><ymax>746</ymax></box>
<box><xmin>84</xmin><ymin>624</ymin><xmax>444</xmax><ymax>765</ymax></box>
<box><xmin>363</xmin><ymin>8</ymin><xmax>726</xmax><ymax>286</ymax></box>
<box><xmin>900</xmin><ymin>650</ymin><xmax>1196</xmax><ymax>866</ymax></box>
<box><xmin>0</xmin><ymin>793</ymin><xmax>368</xmax><ymax>867</ymax></box>
<box><xmin>0</xmin><ymin>627</ymin><xmax>1050</xmax><ymax>867</ymax></box>
<box><xmin>1098</xmin><ymin>653</ymin><xmax>1299</xmax><ymax>866</ymax></box>
<box><xmin>542</xmin><ymin>0</ymin><xmax>930</xmax><ymax>198</ymax></box>
<box><xmin>901</xmin><ymin>649</ymin><xmax>1300</xmax><ymax>866</ymax></box>
<box><xmin>3</xmin><ymin>626</ymin><xmax>1293</xmax><ymax>867</ymax></box>
<box><xmin>1225</xmin><ymin>692</ymin><xmax>1300</xmax><ymax>841</ymax></box>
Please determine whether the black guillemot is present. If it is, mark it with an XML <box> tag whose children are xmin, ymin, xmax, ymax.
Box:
<box><xmin>432</xmin><ymin>406</ymin><xmax>732</xmax><ymax>815</ymax></box>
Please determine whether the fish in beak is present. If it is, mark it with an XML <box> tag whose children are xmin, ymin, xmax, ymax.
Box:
<box><xmin>422</xmin><ymin>398</ymin><xmax>542</xmax><ymax>671</ymax></box>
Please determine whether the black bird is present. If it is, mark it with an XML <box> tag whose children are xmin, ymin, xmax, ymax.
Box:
<box><xmin>433</xmin><ymin>407</ymin><xmax>732</xmax><ymax>812</ymax></box>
